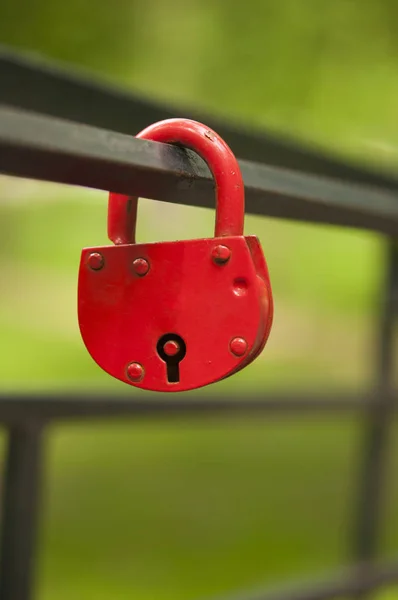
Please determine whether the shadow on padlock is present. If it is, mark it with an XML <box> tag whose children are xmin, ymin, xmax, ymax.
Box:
<box><xmin>78</xmin><ymin>119</ymin><xmax>273</xmax><ymax>392</ymax></box>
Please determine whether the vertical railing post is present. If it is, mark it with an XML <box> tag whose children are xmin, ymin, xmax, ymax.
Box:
<box><xmin>0</xmin><ymin>422</ymin><xmax>45</xmax><ymax>600</ymax></box>
<box><xmin>353</xmin><ymin>239</ymin><xmax>398</xmax><ymax>570</ymax></box>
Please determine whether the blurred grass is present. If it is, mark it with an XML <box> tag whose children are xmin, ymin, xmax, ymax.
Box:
<box><xmin>0</xmin><ymin>0</ymin><xmax>397</xmax><ymax>598</ymax></box>
<box><xmin>37</xmin><ymin>418</ymin><xmax>359</xmax><ymax>600</ymax></box>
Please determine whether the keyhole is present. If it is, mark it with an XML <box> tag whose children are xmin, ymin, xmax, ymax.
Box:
<box><xmin>156</xmin><ymin>334</ymin><xmax>187</xmax><ymax>383</ymax></box>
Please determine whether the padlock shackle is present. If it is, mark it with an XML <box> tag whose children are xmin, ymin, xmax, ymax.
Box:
<box><xmin>108</xmin><ymin>119</ymin><xmax>245</xmax><ymax>245</ymax></box>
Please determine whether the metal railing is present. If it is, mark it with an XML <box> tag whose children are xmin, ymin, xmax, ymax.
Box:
<box><xmin>0</xmin><ymin>46</ymin><xmax>397</xmax><ymax>600</ymax></box>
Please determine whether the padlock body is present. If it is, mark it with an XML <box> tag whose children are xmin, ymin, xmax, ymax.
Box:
<box><xmin>78</xmin><ymin>236</ymin><xmax>272</xmax><ymax>392</ymax></box>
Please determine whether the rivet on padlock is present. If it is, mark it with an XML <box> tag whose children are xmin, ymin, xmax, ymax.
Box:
<box><xmin>78</xmin><ymin>118</ymin><xmax>273</xmax><ymax>392</ymax></box>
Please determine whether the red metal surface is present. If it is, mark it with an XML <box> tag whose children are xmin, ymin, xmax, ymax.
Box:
<box><xmin>78</xmin><ymin>118</ymin><xmax>273</xmax><ymax>392</ymax></box>
<box><xmin>230</xmin><ymin>337</ymin><xmax>248</xmax><ymax>357</ymax></box>
<box><xmin>132</xmin><ymin>257</ymin><xmax>150</xmax><ymax>276</ymax></box>
<box><xmin>87</xmin><ymin>252</ymin><xmax>104</xmax><ymax>271</ymax></box>
<box><xmin>126</xmin><ymin>362</ymin><xmax>144</xmax><ymax>382</ymax></box>
<box><xmin>211</xmin><ymin>244</ymin><xmax>232</xmax><ymax>265</ymax></box>
<box><xmin>107</xmin><ymin>118</ymin><xmax>245</xmax><ymax>244</ymax></box>
<box><xmin>163</xmin><ymin>340</ymin><xmax>181</xmax><ymax>357</ymax></box>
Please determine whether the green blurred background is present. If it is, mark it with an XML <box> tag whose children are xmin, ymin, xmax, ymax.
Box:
<box><xmin>0</xmin><ymin>0</ymin><xmax>397</xmax><ymax>598</ymax></box>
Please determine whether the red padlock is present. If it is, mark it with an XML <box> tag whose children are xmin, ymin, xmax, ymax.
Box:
<box><xmin>78</xmin><ymin>119</ymin><xmax>273</xmax><ymax>392</ymax></box>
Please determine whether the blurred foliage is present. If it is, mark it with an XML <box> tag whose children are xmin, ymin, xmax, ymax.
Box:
<box><xmin>0</xmin><ymin>1</ymin><xmax>397</xmax><ymax>599</ymax></box>
<box><xmin>1</xmin><ymin>0</ymin><xmax>398</xmax><ymax>168</ymax></box>
<box><xmin>38</xmin><ymin>418</ymin><xmax>361</xmax><ymax>599</ymax></box>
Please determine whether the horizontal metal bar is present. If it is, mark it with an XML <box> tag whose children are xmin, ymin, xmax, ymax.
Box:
<box><xmin>1</xmin><ymin>107</ymin><xmax>398</xmax><ymax>235</ymax></box>
<box><xmin>1</xmin><ymin>45</ymin><xmax>398</xmax><ymax>192</ymax></box>
<box><xmin>209</xmin><ymin>559</ymin><xmax>398</xmax><ymax>600</ymax></box>
<box><xmin>0</xmin><ymin>391</ymin><xmax>396</xmax><ymax>425</ymax></box>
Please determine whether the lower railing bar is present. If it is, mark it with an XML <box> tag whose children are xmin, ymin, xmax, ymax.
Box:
<box><xmin>0</xmin><ymin>392</ymin><xmax>397</xmax><ymax>424</ymax></box>
<box><xmin>0</xmin><ymin>423</ymin><xmax>45</xmax><ymax>600</ymax></box>
<box><xmin>208</xmin><ymin>559</ymin><xmax>398</xmax><ymax>600</ymax></box>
